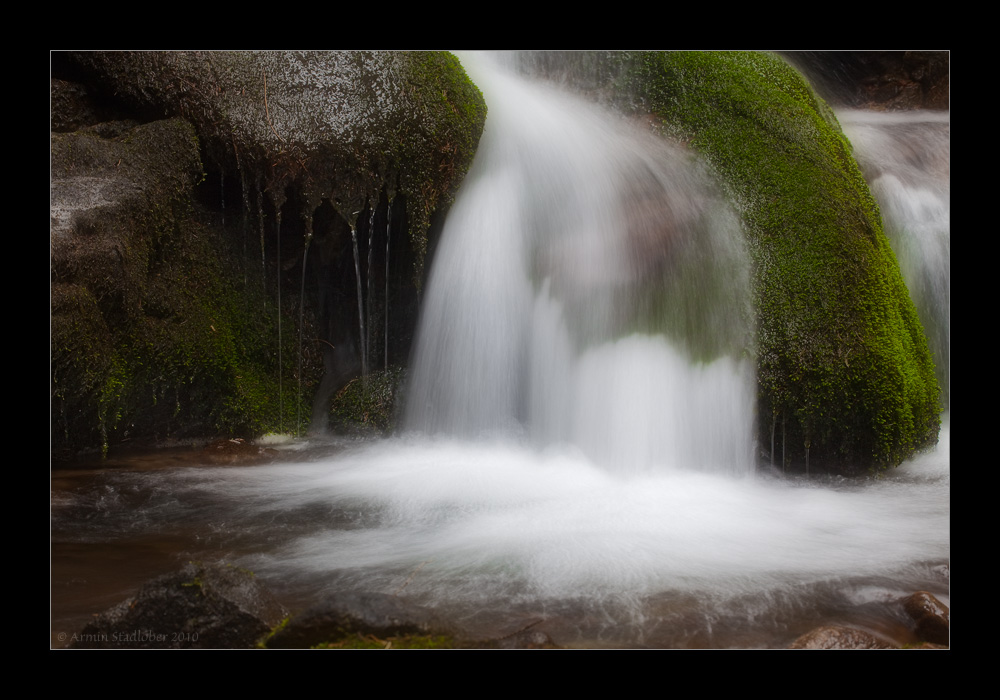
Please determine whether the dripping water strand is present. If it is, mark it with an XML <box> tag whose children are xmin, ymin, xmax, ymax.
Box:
<box><xmin>366</xmin><ymin>201</ymin><xmax>377</xmax><ymax>377</ymax></box>
<box><xmin>385</xmin><ymin>197</ymin><xmax>392</xmax><ymax>370</ymax></box>
<box><xmin>298</xmin><ymin>216</ymin><xmax>313</xmax><ymax>437</ymax></box>
<box><xmin>351</xmin><ymin>221</ymin><xmax>368</xmax><ymax>380</ymax></box>
<box><xmin>275</xmin><ymin>204</ymin><xmax>283</xmax><ymax>433</ymax></box>
<box><xmin>257</xmin><ymin>175</ymin><xmax>266</xmax><ymax>310</ymax></box>
<box><xmin>239</xmin><ymin>166</ymin><xmax>250</xmax><ymax>294</ymax></box>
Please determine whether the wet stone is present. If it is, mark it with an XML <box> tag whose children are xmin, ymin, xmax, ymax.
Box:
<box><xmin>788</xmin><ymin>625</ymin><xmax>895</xmax><ymax>649</ymax></box>
<box><xmin>902</xmin><ymin>590</ymin><xmax>949</xmax><ymax>645</ymax></box>
<box><xmin>69</xmin><ymin>562</ymin><xmax>286</xmax><ymax>649</ymax></box>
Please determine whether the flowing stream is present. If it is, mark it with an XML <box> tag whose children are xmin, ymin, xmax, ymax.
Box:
<box><xmin>51</xmin><ymin>55</ymin><xmax>949</xmax><ymax>649</ymax></box>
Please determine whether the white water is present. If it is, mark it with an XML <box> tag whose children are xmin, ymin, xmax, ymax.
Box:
<box><xmin>405</xmin><ymin>54</ymin><xmax>755</xmax><ymax>476</ymax></box>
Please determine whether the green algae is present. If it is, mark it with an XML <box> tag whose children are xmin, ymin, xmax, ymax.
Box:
<box><xmin>311</xmin><ymin>633</ymin><xmax>455</xmax><ymax>649</ymax></box>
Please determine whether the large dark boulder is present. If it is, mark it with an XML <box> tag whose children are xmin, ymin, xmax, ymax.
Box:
<box><xmin>51</xmin><ymin>52</ymin><xmax>486</xmax><ymax>455</ymax></box>
<box><xmin>64</xmin><ymin>50</ymin><xmax>486</xmax><ymax>285</ymax></box>
<box><xmin>69</xmin><ymin>562</ymin><xmax>286</xmax><ymax>649</ymax></box>
<box><xmin>50</xmin><ymin>114</ymin><xmax>304</xmax><ymax>455</ymax></box>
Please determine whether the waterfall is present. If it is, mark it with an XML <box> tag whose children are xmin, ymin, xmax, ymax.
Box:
<box><xmin>405</xmin><ymin>53</ymin><xmax>755</xmax><ymax>476</ymax></box>
<box><xmin>52</xmin><ymin>53</ymin><xmax>950</xmax><ymax>649</ymax></box>
<box><xmin>840</xmin><ymin>110</ymin><xmax>950</xmax><ymax>407</ymax></box>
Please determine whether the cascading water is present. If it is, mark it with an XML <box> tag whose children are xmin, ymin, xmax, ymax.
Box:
<box><xmin>405</xmin><ymin>54</ymin><xmax>755</xmax><ymax>476</ymax></box>
<box><xmin>51</xmin><ymin>53</ymin><xmax>949</xmax><ymax>648</ymax></box>
<box><xmin>839</xmin><ymin>110</ymin><xmax>950</xmax><ymax>407</ymax></box>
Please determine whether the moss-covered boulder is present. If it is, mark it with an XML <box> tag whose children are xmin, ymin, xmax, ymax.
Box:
<box><xmin>329</xmin><ymin>365</ymin><xmax>406</xmax><ymax>435</ymax></box>
<box><xmin>69</xmin><ymin>562</ymin><xmax>286</xmax><ymax>649</ymax></box>
<box><xmin>615</xmin><ymin>51</ymin><xmax>940</xmax><ymax>472</ymax></box>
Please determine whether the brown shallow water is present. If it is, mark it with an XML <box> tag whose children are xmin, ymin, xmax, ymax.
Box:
<box><xmin>51</xmin><ymin>436</ymin><xmax>949</xmax><ymax>649</ymax></box>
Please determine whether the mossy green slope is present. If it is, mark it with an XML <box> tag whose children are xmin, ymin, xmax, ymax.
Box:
<box><xmin>620</xmin><ymin>51</ymin><xmax>939</xmax><ymax>471</ymax></box>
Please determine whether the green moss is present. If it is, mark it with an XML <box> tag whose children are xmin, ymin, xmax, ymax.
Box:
<box><xmin>330</xmin><ymin>366</ymin><xmax>406</xmax><ymax>434</ymax></box>
<box><xmin>257</xmin><ymin>615</ymin><xmax>292</xmax><ymax>649</ymax></box>
<box><xmin>396</xmin><ymin>51</ymin><xmax>487</xmax><ymax>288</ymax></box>
<box><xmin>615</xmin><ymin>51</ymin><xmax>940</xmax><ymax>471</ymax></box>
<box><xmin>311</xmin><ymin>633</ymin><xmax>455</xmax><ymax>649</ymax></box>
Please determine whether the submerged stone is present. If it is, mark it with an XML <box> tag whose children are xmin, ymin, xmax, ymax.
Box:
<box><xmin>788</xmin><ymin>625</ymin><xmax>895</xmax><ymax>650</ymax></box>
<box><xmin>69</xmin><ymin>563</ymin><xmax>286</xmax><ymax>649</ymax></box>
<box><xmin>265</xmin><ymin>592</ymin><xmax>449</xmax><ymax>649</ymax></box>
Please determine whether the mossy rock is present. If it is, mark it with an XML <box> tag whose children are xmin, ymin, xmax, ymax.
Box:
<box><xmin>52</xmin><ymin>52</ymin><xmax>487</xmax><ymax>455</ymax></box>
<box><xmin>330</xmin><ymin>366</ymin><xmax>406</xmax><ymax>434</ymax></box>
<box><xmin>612</xmin><ymin>51</ymin><xmax>940</xmax><ymax>472</ymax></box>
<box><xmin>51</xmin><ymin>117</ymin><xmax>316</xmax><ymax>455</ymax></box>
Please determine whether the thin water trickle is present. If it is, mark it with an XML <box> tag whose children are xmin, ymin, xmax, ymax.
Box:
<box><xmin>385</xmin><ymin>197</ymin><xmax>392</xmax><ymax>370</ymax></box>
<box><xmin>350</xmin><ymin>225</ymin><xmax>367</xmax><ymax>379</ymax></box>
<box><xmin>274</xmin><ymin>201</ymin><xmax>283</xmax><ymax>432</ymax></box>
<box><xmin>298</xmin><ymin>215</ymin><xmax>313</xmax><ymax>437</ymax></box>
<box><xmin>366</xmin><ymin>204</ymin><xmax>377</xmax><ymax>375</ymax></box>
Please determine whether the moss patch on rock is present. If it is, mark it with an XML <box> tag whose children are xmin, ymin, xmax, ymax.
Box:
<box><xmin>329</xmin><ymin>366</ymin><xmax>406</xmax><ymax>434</ymax></box>
<box><xmin>312</xmin><ymin>633</ymin><xmax>455</xmax><ymax>649</ymax></box>
<box><xmin>615</xmin><ymin>51</ymin><xmax>940</xmax><ymax>471</ymax></box>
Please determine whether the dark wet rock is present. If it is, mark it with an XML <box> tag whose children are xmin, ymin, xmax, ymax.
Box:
<box><xmin>51</xmin><ymin>78</ymin><xmax>103</xmax><ymax>132</ymax></box>
<box><xmin>783</xmin><ymin>51</ymin><xmax>949</xmax><ymax>110</ymax></box>
<box><xmin>70</xmin><ymin>562</ymin><xmax>286</xmax><ymax>649</ymax></box>
<box><xmin>51</xmin><ymin>116</ymin><xmax>218</xmax><ymax>454</ymax></box>
<box><xmin>63</xmin><ymin>51</ymin><xmax>486</xmax><ymax>283</ymax></box>
<box><xmin>52</xmin><ymin>52</ymin><xmax>486</xmax><ymax>454</ymax></box>
<box><xmin>903</xmin><ymin>590</ymin><xmax>949</xmax><ymax>645</ymax></box>
<box><xmin>265</xmin><ymin>592</ymin><xmax>449</xmax><ymax>649</ymax></box>
<box><xmin>788</xmin><ymin>625</ymin><xmax>895</xmax><ymax>649</ymax></box>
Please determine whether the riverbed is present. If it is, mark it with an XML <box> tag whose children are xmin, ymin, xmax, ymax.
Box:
<box><xmin>51</xmin><ymin>425</ymin><xmax>949</xmax><ymax>649</ymax></box>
